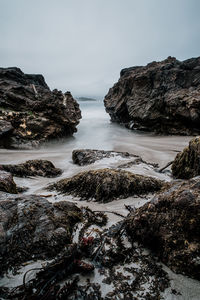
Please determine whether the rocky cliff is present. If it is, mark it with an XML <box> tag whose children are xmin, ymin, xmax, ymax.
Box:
<box><xmin>104</xmin><ymin>56</ymin><xmax>200</xmax><ymax>135</ymax></box>
<box><xmin>0</xmin><ymin>67</ymin><xmax>81</xmax><ymax>148</ymax></box>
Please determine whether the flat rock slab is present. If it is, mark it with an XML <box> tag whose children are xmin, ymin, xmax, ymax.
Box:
<box><xmin>126</xmin><ymin>177</ymin><xmax>200</xmax><ymax>280</ymax></box>
<box><xmin>1</xmin><ymin>159</ymin><xmax>62</xmax><ymax>177</ymax></box>
<box><xmin>0</xmin><ymin>171</ymin><xmax>17</xmax><ymax>194</ymax></box>
<box><xmin>72</xmin><ymin>149</ymin><xmax>138</xmax><ymax>166</ymax></box>
<box><xmin>0</xmin><ymin>193</ymin><xmax>82</xmax><ymax>275</ymax></box>
<box><xmin>49</xmin><ymin>168</ymin><xmax>163</xmax><ymax>202</ymax></box>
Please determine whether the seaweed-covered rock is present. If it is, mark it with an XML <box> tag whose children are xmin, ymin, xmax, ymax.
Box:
<box><xmin>104</xmin><ymin>56</ymin><xmax>200</xmax><ymax>135</ymax></box>
<box><xmin>1</xmin><ymin>159</ymin><xmax>62</xmax><ymax>177</ymax></box>
<box><xmin>126</xmin><ymin>178</ymin><xmax>200</xmax><ymax>280</ymax></box>
<box><xmin>0</xmin><ymin>171</ymin><xmax>17</xmax><ymax>193</ymax></box>
<box><xmin>49</xmin><ymin>168</ymin><xmax>163</xmax><ymax>202</ymax></box>
<box><xmin>0</xmin><ymin>217</ymin><xmax>170</xmax><ymax>300</ymax></box>
<box><xmin>0</xmin><ymin>193</ymin><xmax>82</xmax><ymax>275</ymax></box>
<box><xmin>72</xmin><ymin>149</ymin><xmax>137</xmax><ymax>166</ymax></box>
<box><xmin>172</xmin><ymin>136</ymin><xmax>200</xmax><ymax>179</ymax></box>
<box><xmin>0</xmin><ymin>67</ymin><xmax>81</xmax><ymax>148</ymax></box>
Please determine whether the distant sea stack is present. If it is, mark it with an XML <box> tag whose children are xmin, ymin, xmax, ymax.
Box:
<box><xmin>77</xmin><ymin>97</ymin><xmax>96</xmax><ymax>101</ymax></box>
<box><xmin>0</xmin><ymin>67</ymin><xmax>81</xmax><ymax>148</ymax></box>
<box><xmin>104</xmin><ymin>56</ymin><xmax>200</xmax><ymax>135</ymax></box>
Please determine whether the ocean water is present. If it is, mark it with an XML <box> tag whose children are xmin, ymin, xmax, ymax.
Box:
<box><xmin>0</xmin><ymin>99</ymin><xmax>193</xmax><ymax>196</ymax></box>
<box><xmin>0</xmin><ymin>99</ymin><xmax>192</xmax><ymax>164</ymax></box>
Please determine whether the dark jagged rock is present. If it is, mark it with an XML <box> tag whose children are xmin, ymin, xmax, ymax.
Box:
<box><xmin>72</xmin><ymin>149</ymin><xmax>137</xmax><ymax>166</ymax></box>
<box><xmin>126</xmin><ymin>177</ymin><xmax>200</xmax><ymax>280</ymax></box>
<box><xmin>0</xmin><ymin>208</ymin><xmax>170</xmax><ymax>299</ymax></box>
<box><xmin>0</xmin><ymin>67</ymin><xmax>81</xmax><ymax>148</ymax></box>
<box><xmin>0</xmin><ymin>193</ymin><xmax>82</xmax><ymax>275</ymax></box>
<box><xmin>104</xmin><ymin>56</ymin><xmax>200</xmax><ymax>135</ymax></box>
<box><xmin>1</xmin><ymin>159</ymin><xmax>62</xmax><ymax>177</ymax></box>
<box><xmin>172</xmin><ymin>136</ymin><xmax>200</xmax><ymax>179</ymax></box>
<box><xmin>0</xmin><ymin>171</ymin><xmax>17</xmax><ymax>193</ymax></box>
<box><xmin>49</xmin><ymin>168</ymin><xmax>163</xmax><ymax>202</ymax></box>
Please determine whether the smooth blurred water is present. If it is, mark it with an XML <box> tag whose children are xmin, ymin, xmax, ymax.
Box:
<box><xmin>1</xmin><ymin>100</ymin><xmax>200</xmax><ymax>300</ymax></box>
<box><xmin>0</xmin><ymin>99</ymin><xmax>193</xmax><ymax>167</ymax></box>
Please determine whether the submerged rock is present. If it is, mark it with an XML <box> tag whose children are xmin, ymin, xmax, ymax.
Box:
<box><xmin>1</xmin><ymin>159</ymin><xmax>62</xmax><ymax>177</ymax></box>
<box><xmin>126</xmin><ymin>177</ymin><xmax>200</xmax><ymax>280</ymax></box>
<box><xmin>49</xmin><ymin>168</ymin><xmax>163</xmax><ymax>202</ymax></box>
<box><xmin>72</xmin><ymin>149</ymin><xmax>137</xmax><ymax>165</ymax></box>
<box><xmin>0</xmin><ymin>67</ymin><xmax>81</xmax><ymax>148</ymax></box>
<box><xmin>172</xmin><ymin>136</ymin><xmax>200</xmax><ymax>179</ymax></box>
<box><xmin>104</xmin><ymin>56</ymin><xmax>200</xmax><ymax>135</ymax></box>
<box><xmin>0</xmin><ymin>193</ymin><xmax>82</xmax><ymax>275</ymax></box>
<box><xmin>0</xmin><ymin>171</ymin><xmax>17</xmax><ymax>194</ymax></box>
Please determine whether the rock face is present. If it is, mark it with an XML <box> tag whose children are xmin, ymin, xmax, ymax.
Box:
<box><xmin>104</xmin><ymin>56</ymin><xmax>200</xmax><ymax>135</ymax></box>
<box><xmin>0</xmin><ymin>171</ymin><xmax>17</xmax><ymax>193</ymax></box>
<box><xmin>72</xmin><ymin>149</ymin><xmax>136</xmax><ymax>166</ymax></box>
<box><xmin>49</xmin><ymin>168</ymin><xmax>163</xmax><ymax>202</ymax></box>
<box><xmin>126</xmin><ymin>178</ymin><xmax>200</xmax><ymax>280</ymax></box>
<box><xmin>0</xmin><ymin>193</ymin><xmax>82</xmax><ymax>275</ymax></box>
<box><xmin>0</xmin><ymin>67</ymin><xmax>81</xmax><ymax>148</ymax></box>
<box><xmin>172</xmin><ymin>137</ymin><xmax>200</xmax><ymax>179</ymax></box>
<box><xmin>1</xmin><ymin>159</ymin><xmax>62</xmax><ymax>177</ymax></box>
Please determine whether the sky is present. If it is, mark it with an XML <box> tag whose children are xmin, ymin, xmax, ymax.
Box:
<box><xmin>0</xmin><ymin>0</ymin><xmax>200</xmax><ymax>98</ymax></box>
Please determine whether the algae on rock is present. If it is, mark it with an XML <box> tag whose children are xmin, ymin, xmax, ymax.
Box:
<box><xmin>49</xmin><ymin>168</ymin><xmax>163</xmax><ymax>202</ymax></box>
<box><xmin>126</xmin><ymin>177</ymin><xmax>200</xmax><ymax>280</ymax></box>
<box><xmin>1</xmin><ymin>159</ymin><xmax>62</xmax><ymax>177</ymax></box>
<box><xmin>0</xmin><ymin>193</ymin><xmax>82</xmax><ymax>275</ymax></box>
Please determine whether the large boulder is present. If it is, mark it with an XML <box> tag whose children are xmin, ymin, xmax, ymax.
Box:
<box><xmin>49</xmin><ymin>168</ymin><xmax>163</xmax><ymax>202</ymax></box>
<box><xmin>0</xmin><ymin>171</ymin><xmax>17</xmax><ymax>193</ymax></box>
<box><xmin>104</xmin><ymin>56</ymin><xmax>200</xmax><ymax>135</ymax></box>
<box><xmin>172</xmin><ymin>136</ymin><xmax>200</xmax><ymax>179</ymax></box>
<box><xmin>0</xmin><ymin>193</ymin><xmax>82</xmax><ymax>275</ymax></box>
<box><xmin>126</xmin><ymin>178</ymin><xmax>200</xmax><ymax>280</ymax></box>
<box><xmin>0</xmin><ymin>67</ymin><xmax>81</xmax><ymax>148</ymax></box>
<box><xmin>1</xmin><ymin>159</ymin><xmax>62</xmax><ymax>177</ymax></box>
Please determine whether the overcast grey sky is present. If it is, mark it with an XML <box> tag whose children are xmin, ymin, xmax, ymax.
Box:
<box><xmin>0</xmin><ymin>0</ymin><xmax>199</xmax><ymax>98</ymax></box>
